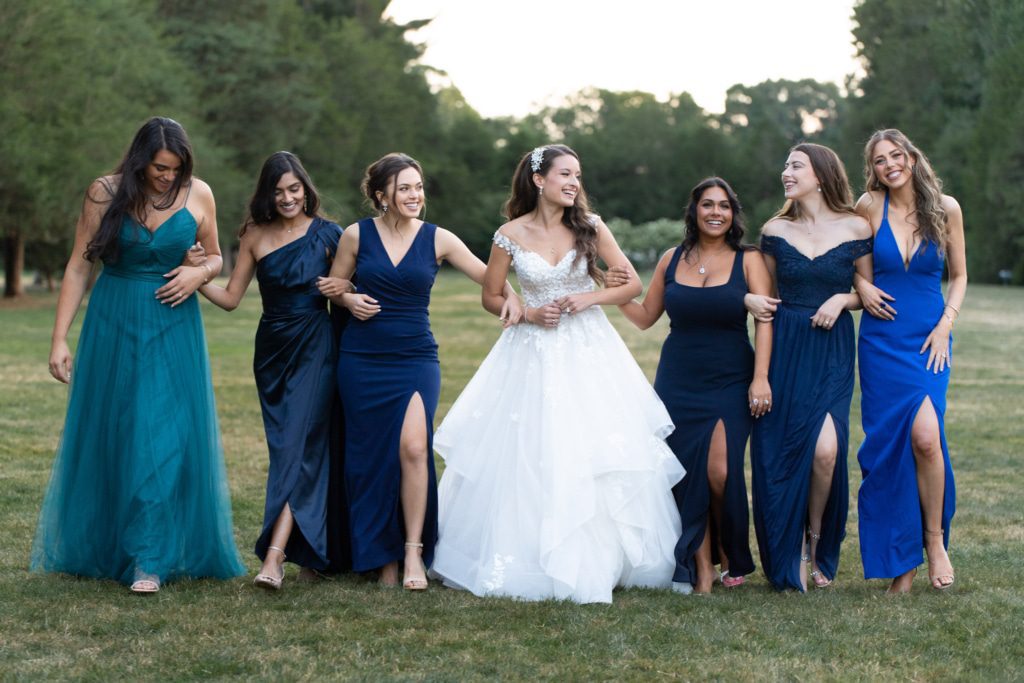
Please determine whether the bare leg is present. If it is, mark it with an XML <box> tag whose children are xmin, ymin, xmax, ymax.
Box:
<box><xmin>694</xmin><ymin>421</ymin><xmax>728</xmax><ymax>593</ymax></box>
<box><xmin>913</xmin><ymin>398</ymin><xmax>954</xmax><ymax>589</ymax></box>
<box><xmin>399</xmin><ymin>392</ymin><xmax>429</xmax><ymax>590</ymax></box>
<box><xmin>259</xmin><ymin>503</ymin><xmax>293</xmax><ymax>580</ymax></box>
<box><xmin>807</xmin><ymin>414</ymin><xmax>838</xmax><ymax>589</ymax></box>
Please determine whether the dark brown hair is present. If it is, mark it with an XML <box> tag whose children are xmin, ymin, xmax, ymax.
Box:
<box><xmin>360</xmin><ymin>153</ymin><xmax>425</xmax><ymax>224</ymax></box>
<box><xmin>503</xmin><ymin>144</ymin><xmax>603</xmax><ymax>283</ymax></box>
<box><xmin>681</xmin><ymin>177</ymin><xmax>747</xmax><ymax>256</ymax></box>
<box><xmin>240</xmin><ymin>151</ymin><xmax>321</xmax><ymax>237</ymax></box>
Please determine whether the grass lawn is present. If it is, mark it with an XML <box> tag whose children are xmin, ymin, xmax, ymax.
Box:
<box><xmin>1</xmin><ymin>273</ymin><xmax>1022</xmax><ymax>680</ymax></box>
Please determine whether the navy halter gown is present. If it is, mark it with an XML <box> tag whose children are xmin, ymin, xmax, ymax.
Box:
<box><xmin>751</xmin><ymin>234</ymin><xmax>872</xmax><ymax>591</ymax></box>
<box><xmin>337</xmin><ymin>218</ymin><xmax>441</xmax><ymax>572</ymax></box>
<box><xmin>654</xmin><ymin>246</ymin><xmax>756</xmax><ymax>586</ymax></box>
<box><xmin>857</xmin><ymin>193</ymin><xmax>955</xmax><ymax>579</ymax></box>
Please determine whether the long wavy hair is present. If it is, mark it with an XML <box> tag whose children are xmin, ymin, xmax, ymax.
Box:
<box><xmin>773</xmin><ymin>142</ymin><xmax>854</xmax><ymax>221</ymax></box>
<box><xmin>681</xmin><ymin>177</ymin><xmax>747</xmax><ymax>257</ymax></box>
<box><xmin>503</xmin><ymin>144</ymin><xmax>603</xmax><ymax>284</ymax></box>
<box><xmin>84</xmin><ymin>116</ymin><xmax>194</xmax><ymax>263</ymax></box>
<box><xmin>240</xmin><ymin>151</ymin><xmax>321</xmax><ymax>237</ymax></box>
<box><xmin>360</xmin><ymin>152</ymin><xmax>425</xmax><ymax>227</ymax></box>
<box><xmin>864</xmin><ymin>128</ymin><xmax>948</xmax><ymax>252</ymax></box>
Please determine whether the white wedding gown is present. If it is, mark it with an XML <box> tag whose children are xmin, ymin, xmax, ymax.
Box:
<box><xmin>430</xmin><ymin>231</ymin><xmax>684</xmax><ymax>604</ymax></box>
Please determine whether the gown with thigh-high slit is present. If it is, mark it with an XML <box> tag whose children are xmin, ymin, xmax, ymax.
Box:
<box><xmin>252</xmin><ymin>217</ymin><xmax>350</xmax><ymax>571</ymax></box>
<box><xmin>751</xmin><ymin>234</ymin><xmax>872</xmax><ymax>591</ymax></box>
<box><xmin>337</xmin><ymin>218</ymin><xmax>440</xmax><ymax>572</ymax></box>
<box><xmin>857</xmin><ymin>192</ymin><xmax>955</xmax><ymax>579</ymax></box>
<box><xmin>654</xmin><ymin>246</ymin><xmax>756</xmax><ymax>587</ymax></box>
<box><xmin>429</xmin><ymin>230</ymin><xmax>685</xmax><ymax>604</ymax></box>
<box><xmin>31</xmin><ymin>207</ymin><xmax>245</xmax><ymax>585</ymax></box>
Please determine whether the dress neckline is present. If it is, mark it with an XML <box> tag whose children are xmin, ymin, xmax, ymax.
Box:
<box><xmin>763</xmin><ymin>234</ymin><xmax>870</xmax><ymax>262</ymax></box>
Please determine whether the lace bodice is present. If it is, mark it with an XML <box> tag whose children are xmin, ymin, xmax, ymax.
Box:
<box><xmin>493</xmin><ymin>231</ymin><xmax>596</xmax><ymax>308</ymax></box>
<box><xmin>761</xmin><ymin>235</ymin><xmax>872</xmax><ymax>308</ymax></box>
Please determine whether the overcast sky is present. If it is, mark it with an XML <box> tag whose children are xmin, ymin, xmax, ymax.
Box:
<box><xmin>385</xmin><ymin>0</ymin><xmax>862</xmax><ymax>118</ymax></box>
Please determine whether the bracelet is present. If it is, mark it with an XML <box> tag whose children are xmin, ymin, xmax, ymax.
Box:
<box><xmin>201</xmin><ymin>263</ymin><xmax>213</xmax><ymax>284</ymax></box>
<box><xmin>943</xmin><ymin>312</ymin><xmax>955</xmax><ymax>328</ymax></box>
<box><xmin>944</xmin><ymin>303</ymin><xmax>960</xmax><ymax>316</ymax></box>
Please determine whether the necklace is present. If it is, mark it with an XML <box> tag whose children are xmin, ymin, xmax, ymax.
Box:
<box><xmin>694</xmin><ymin>247</ymin><xmax>721</xmax><ymax>275</ymax></box>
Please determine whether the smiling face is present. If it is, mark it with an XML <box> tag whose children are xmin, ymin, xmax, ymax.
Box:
<box><xmin>871</xmin><ymin>138</ymin><xmax>913</xmax><ymax>191</ymax></box>
<box><xmin>696</xmin><ymin>186</ymin><xmax>733</xmax><ymax>237</ymax></box>
<box><xmin>143</xmin><ymin>149</ymin><xmax>182</xmax><ymax>196</ymax></box>
<box><xmin>536</xmin><ymin>154</ymin><xmax>581</xmax><ymax>208</ymax></box>
<box><xmin>781</xmin><ymin>150</ymin><xmax>818</xmax><ymax>200</ymax></box>
<box><xmin>274</xmin><ymin>171</ymin><xmax>306</xmax><ymax>220</ymax></box>
<box><xmin>379</xmin><ymin>167</ymin><xmax>425</xmax><ymax>220</ymax></box>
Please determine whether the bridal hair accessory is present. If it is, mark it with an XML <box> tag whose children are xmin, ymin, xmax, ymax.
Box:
<box><xmin>530</xmin><ymin>146</ymin><xmax>547</xmax><ymax>172</ymax></box>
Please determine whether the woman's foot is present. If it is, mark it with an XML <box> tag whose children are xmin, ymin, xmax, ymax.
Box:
<box><xmin>403</xmin><ymin>542</ymin><xmax>428</xmax><ymax>591</ymax></box>
<box><xmin>378</xmin><ymin>561</ymin><xmax>400</xmax><ymax>587</ymax></box>
<box><xmin>253</xmin><ymin>545</ymin><xmax>286</xmax><ymax>591</ymax></box>
<box><xmin>720</xmin><ymin>570</ymin><xmax>745</xmax><ymax>588</ymax></box>
<box><xmin>694</xmin><ymin>563</ymin><xmax>715</xmax><ymax>593</ymax></box>
<box><xmin>807</xmin><ymin>530</ymin><xmax>832</xmax><ymax>588</ymax></box>
<box><xmin>886</xmin><ymin>567</ymin><xmax>917</xmax><ymax>594</ymax></box>
<box><xmin>131</xmin><ymin>569</ymin><xmax>160</xmax><ymax>594</ymax></box>
<box><xmin>924</xmin><ymin>530</ymin><xmax>955</xmax><ymax>590</ymax></box>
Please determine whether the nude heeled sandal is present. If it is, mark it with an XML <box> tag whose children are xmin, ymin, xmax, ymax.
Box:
<box><xmin>253</xmin><ymin>545</ymin><xmax>286</xmax><ymax>591</ymax></box>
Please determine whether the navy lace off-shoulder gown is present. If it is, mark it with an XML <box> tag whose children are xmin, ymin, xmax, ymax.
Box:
<box><xmin>252</xmin><ymin>217</ymin><xmax>350</xmax><ymax>571</ymax></box>
<box><xmin>337</xmin><ymin>218</ymin><xmax>440</xmax><ymax>572</ymax></box>
<box><xmin>751</xmin><ymin>234</ymin><xmax>872</xmax><ymax>591</ymax></box>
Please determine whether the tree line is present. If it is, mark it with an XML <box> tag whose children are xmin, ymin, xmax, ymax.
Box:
<box><xmin>2</xmin><ymin>0</ymin><xmax>1021</xmax><ymax>297</ymax></box>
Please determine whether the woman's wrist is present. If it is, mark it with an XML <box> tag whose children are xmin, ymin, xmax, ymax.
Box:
<box><xmin>200</xmin><ymin>263</ymin><xmax>213</xmax><ymax>284</ymax></box>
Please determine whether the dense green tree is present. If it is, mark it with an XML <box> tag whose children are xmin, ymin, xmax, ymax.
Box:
<box><xmin>0</xmin><ymin>0</ymin><xmax>194</xmax><ymax>297</ymax></box>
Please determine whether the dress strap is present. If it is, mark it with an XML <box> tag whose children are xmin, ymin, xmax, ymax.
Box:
<box><xmin>664</xmin><ymin>245</ymin><xmax>685</xmax><ymax>283</ymax></box>
<box><xmin>728</xmin><ymin>248</ymin><xmax>744</xmax><ymax>285</ymax></box>
<box><xmin>883</xmin><ymin>191</ymin><xmax>890</xmax><ymax>221</ymax></box>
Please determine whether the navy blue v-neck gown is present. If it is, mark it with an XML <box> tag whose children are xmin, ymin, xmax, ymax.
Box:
<box><xmin>337</xmin><ymin>218</ymin><xmax>441</xmax><ymax>572</ymax></box>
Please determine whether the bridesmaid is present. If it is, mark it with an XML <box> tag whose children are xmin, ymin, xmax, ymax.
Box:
<box><xmin>194</xmin><ymin>151</ymin><xmax>350</xmax><ymax>589</ymax></box>
<box><xmin>318</xmin><ymin>153</ymin><xmax>521</xmax><ymax>590</ymax></box>
<box><xmin>619</xmin><ymin>177</ymin><xmax>772</xmax><ymax>594</ymax></box>
<box><xmin>33</xmin><ymin>116</ymin><xmax>244</xmax><ymax>593</ymax></box>
<box><xmin>854</xmin><ymin>129</ymin><xmax>966</xmax><ymax>593</ymax></box>
<box><xmin>750</xmin><ymin>143</ymin><xmax>873</xmax><ymax>592</ymax></box>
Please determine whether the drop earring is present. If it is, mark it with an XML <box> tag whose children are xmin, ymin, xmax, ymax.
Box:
<box><xmin>382</xmin><ymin>203</ymin><xmax>389</xmax><ymax>214</ymax></box>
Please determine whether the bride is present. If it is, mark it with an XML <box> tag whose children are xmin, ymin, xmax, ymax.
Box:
<box><xmin>430</xmin><ymin>145</ymin><xmax>684</xmax><ymax>604</ymax></box>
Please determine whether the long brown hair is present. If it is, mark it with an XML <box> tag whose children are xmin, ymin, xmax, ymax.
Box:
<box><xmin>503</xmin><ymin>144</ymin><xmax>603</xmax><ymax>283</ymax></box>
<box><xmin>239</xmin><ymin>151</ymin><xmax>321</xmax><ymax>237</ymax></box>
<box><xmin>863</xmin><ymin>129</ymin><xmax>948</xmax><ymax>252</ymax></box>
<box><xmin>773</xmin><ymin>142</ymin><xmax>855</xmax><ymax>221</ymax></box>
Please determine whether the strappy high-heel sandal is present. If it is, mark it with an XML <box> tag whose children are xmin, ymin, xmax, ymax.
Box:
<box><xmin>253</xmin><ymin>545</ymin><xmax>286</xmax><ymax>591</ymax></box>
<box><xmin>807</xmin><ymin>530</ymin><xmax>832</xmax><ymax>588</ymax></box>
<box><xmin>403</xmin><ymin>542</ymin><xmax>428</xmax><ymax>591</ymax></box>
<box><xmin>924</xmin><ymin>530</ymin><xmax>955</xmax><ymax>590</ymax></box>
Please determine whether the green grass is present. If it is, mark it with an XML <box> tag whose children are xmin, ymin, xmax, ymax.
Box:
<box><xmin>1</xmin><ymin>275</ymin><xmax>1022</xmax><ymax>681</ymax></box>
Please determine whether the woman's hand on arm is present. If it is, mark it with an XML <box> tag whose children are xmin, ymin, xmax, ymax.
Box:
<box><xmin>317</xmin><ymin>225</ymin><xmax>360</xmax><ymax>306</ymax></box>
<box><xmin>618</xmin><ymin>249</ymin><xmax>672</xmax><ymax>330</ymax></box>
<box><xmin>197</xmin><ymin>233</ymin><xmax>258</xmax><ymax>311</ymax></box>
<box><xmin>157</xmin><ymin>181</ymin><xmax>222</xmax><ymax>307</ymax></box>
<box><xmin>588</xmin><ymin>220</ymin><xmax>642</xmax><ymax>305</ymax></box>
<box><xmin>744</xmin><ymin>250</ymin><xmax>774</xmax><ymax>417</ymax></box>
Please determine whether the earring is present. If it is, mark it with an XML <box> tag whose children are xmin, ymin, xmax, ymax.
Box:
<box><xmin>816</xmin><ymin>185</ymin><xmax>822</xmax><ymax>193</ymax></box>
<box><xmin>382</xmin><ymin>203</ymin><xmax>389</xmax><ymax>214</ymax></box>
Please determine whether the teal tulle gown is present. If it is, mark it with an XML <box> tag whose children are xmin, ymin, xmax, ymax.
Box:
<box><xmin>31</xmin><ymin>208</ymin><xmax>246</xmax><ymax>585</ymax></box>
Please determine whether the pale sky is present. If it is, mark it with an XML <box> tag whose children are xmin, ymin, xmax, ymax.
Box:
<box><xmin>385</xmin><ymin>0</ymin><xmax>862</xmax><ymax>119</ymax></box>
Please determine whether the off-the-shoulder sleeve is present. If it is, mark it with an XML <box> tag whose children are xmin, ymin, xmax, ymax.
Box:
<box><xmin>760</xmin><ymin>234</ymin><xmax>779</xmax><ymax>257</ymax></box>
<box><xmin>493</xmin><ymin>230</ymin><xmax>519</xmax><ymax>257</ymax></box>
<box><xmin>850</xmin><ymin>237</ymin><xmax>873</xmax><ymax>260</ymax></box>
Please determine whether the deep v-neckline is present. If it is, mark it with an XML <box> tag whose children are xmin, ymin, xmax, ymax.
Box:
<box><xmin>882</xmin><ymin>220</ymin><xmax>922</xmax><ymax>273</ymax></box>
<box><xmin>137</xmin><ymin>206</ymin><xmax>191</xmax><ymax>236</ymax></box>
<box><xmin>374</xmin><ymin>219</ymin><xmax>424</xmax><ymax>269</ymax></box>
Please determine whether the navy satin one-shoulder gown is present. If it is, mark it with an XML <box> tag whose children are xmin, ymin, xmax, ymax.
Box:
<box><xmin>337</xmin><ymin>218</ymin><xmax>441</xmax><ymax>572</ymax></box>
<box><xmin>253</xmin><ymin>217</ymin><xmax>350</xmax><ymax>571</ymax></box>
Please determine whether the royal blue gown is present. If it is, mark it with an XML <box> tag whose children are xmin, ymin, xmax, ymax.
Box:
<box><xmin>654</xmin><ymin>247</ymin><xmax>756</xmax><ymax>586</ymax></box>
<box><xmin>337</xmin><ymin>218</ymin><xmax>440</xmax><ymax>572</ymax></box>
<box><xmin>751</xmin><ymin>234</ymin><xmax>872</xmax><ymax>591</ymax></box>
<box><xmin>252</xmin><ymin>217</ymin><xmax>349</xmax><ymax>571</ymax></box>
<box><xmin>857</xmin><ymin>194</ymin><xmax>955</xmax><ymax>579</ymax></box>
<box><xmin>31</xmin><ymin>208</ymin><xmax>245</xmax><ymax>585</ymax></box>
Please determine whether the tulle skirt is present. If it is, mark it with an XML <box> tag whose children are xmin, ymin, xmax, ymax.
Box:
<box><xmin>30</xmin><ymin>270</ymin><xmax>245</xmax><ymax>584</ymax></box>
<box><xmin>431</xmin><ymin>307</ymin><xmax>684</xmax><ymax>604</ymax></box>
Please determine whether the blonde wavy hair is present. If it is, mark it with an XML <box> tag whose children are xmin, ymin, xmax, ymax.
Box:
<box><xmin>864</xmin><ymin>129</ymin><xmax>948</xmax><ymax>252</ymax></box>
